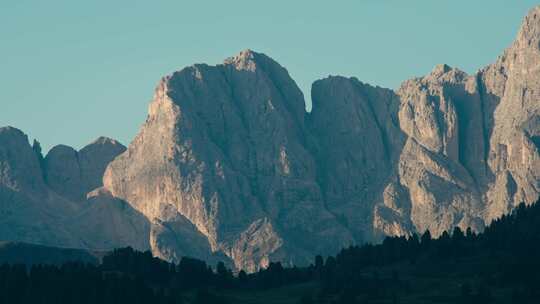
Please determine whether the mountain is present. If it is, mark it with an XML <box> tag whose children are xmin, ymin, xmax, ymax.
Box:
<box><xmin>1</xmin><ymin>6</ymin><xmax>539</xmax><ymax>272</ymax></box>
<box><xmin>0</xmin><ymin>127</ymin><xmax>150</xmax><ymax>251</ymax></box>
<box><xmin>44</xmin><ymin>137</ymin><xmax>126</xmax><ymax>202</ymax></box>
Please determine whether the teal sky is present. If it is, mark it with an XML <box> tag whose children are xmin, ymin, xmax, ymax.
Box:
<box><xmin>1</xmin><ymin>0</ymin><xmax>538</xmax><ymax>151</ymax></box>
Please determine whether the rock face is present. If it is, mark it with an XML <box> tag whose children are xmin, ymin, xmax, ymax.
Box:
<box><xmin>0</xmin><ymin>126</ymin><xmax>149</xmax><ymax>252</ymax></box>
<box><xmin>1</xmin><ymin>6</ymin><xmax>539</xmax><ymax>272</ymax></box>
<box><xmin>45</xmin><ymin>137</ymin><xmax>126</xmax><ymax>201</ymax></box>
<box><xmin>0</xmin><ymin>127</ymin><xmax>77</xmax><ymax>247</ymax></box>
<box><xmin>392</xmin><ymin>66</ymin><xmax>486</xmax><ymax>237</ymax></box>
<box><xmin>481</xmin><ymin>8</ymin><xmax>540</xmax><ymax>221</ymax></box>
<box><xmin>0</xmin><ymin>127</ymin><xmax>47</xmax><ymax>196</ymax></box>
<box><xmin>103</xmin><ymin>50</ymin><xmax>353</xmax><ymax>271</ymax></box>
<box><xmin>309</xmin><ymin>76</ymin><xmax>406</xmax><ymax>241</ymax></box>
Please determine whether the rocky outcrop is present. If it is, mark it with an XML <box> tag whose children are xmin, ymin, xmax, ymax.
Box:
<box><xmin>0</xmin><ymin>127</ymin><xmax>79</xmax><ymax>247</ymax></box>
<box><xmin>45</xmin><ymin>145</ymin><xmax>83</xmax><ymax>201</ymax></box>
<box><xmin>45</xmin><ymin>137</ymin><xmax>126</xmax><ymax>201</ymax></box>
<box><xmin>0</xmin><ymin>126</ymin><xmax>148</xmax><ymax>252</ymax></box>
<box><xmin>393</xmin><ymin>65</ymin><xmax>486</xmax><ymax>236</ymax></box>
<box><xmin>103</xmin><ymin>50</ymin><xmax>353</xmax><ymax>271</ymax></box>
<box><xmin>1</xmin><ymin>6</ymin><xmax>540</xmax><ymax>272</ymax></box>
<box><xmin>0</xmin><ymin>127</ymin><xmax>48</xmax><ymax>196</ymax></box>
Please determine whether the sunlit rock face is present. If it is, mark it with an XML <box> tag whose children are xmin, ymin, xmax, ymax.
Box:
<box><xmin>1</xmin><ymin>6</ymin><xmax>539</xmax><ymax>273</ymax></box>
<box><xmin>370</xmin><ymin>5</ymin><xmax>540</xmax><ymax>235</ymax></box>
<box><xmin>393</xmin><ymin>65</ymin><xmax>486</xmax><ymax>237</ymax></box>
<box><xmin>103</xmin><ymin>50</ymin><xmax>354</xmax><ymax>272</ymax></box>
<box><xmin>481</xmin><ymin>7</ymin><xmax>540</xmax><ymax>222</ymax></box>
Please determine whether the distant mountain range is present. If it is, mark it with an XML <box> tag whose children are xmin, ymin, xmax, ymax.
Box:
<box><xmin>1</xmin><ymin>6</ymin><xmax>539</xmax><ymax>272</ymax></box>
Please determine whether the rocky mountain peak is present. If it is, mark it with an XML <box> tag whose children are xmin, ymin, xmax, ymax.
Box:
<box><xmin>0</xmin><ymin>126</ymin><xmax>46</xmax><ymax>194</ymax></box>
<box><xmin>515</xmin><ymin>6</ymin><xmax>540</xmax><ymax>50</ymax></box>
<box><xmin>427</xmin><ymin>64</ymin><xmax>467</xmax><ymax>82</ymax></box>
<box><xmin>47</xmin><ymin>144</ymin><xmax>77</xmax><ymax>156</ymax></box>
<box><xmin>223</xmin><ymin>49</ymin><xmax>261</xmax><ymax>71</ymax></box>
<box><xmin>0</xmin><ymin>126</ymin><xmax>25</xmax><ymax>138</ymax></box>
<box><xmin>431</xmin><ymin>63</ymin><xmax>452</xmax><ymax>75</ymax></box>
<box><xmin>43</xmin><ymin>138</ymin><xmax>126</xmax><ymax>201</ymax></box>
<box><xmin>103</xmin><ymin>48</ymin><xmax>355</xmax><ymax>271</ymax></box>
<box><xmin>88</xmin><ymin>136</ymin><xmax>123</xmax><ymax>147</ymax></box>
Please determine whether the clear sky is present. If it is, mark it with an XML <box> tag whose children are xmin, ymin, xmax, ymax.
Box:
<box><xmin>1</xmin><ymin>0</ymin><xmax>538</xmax><ymax>152</ymax></box>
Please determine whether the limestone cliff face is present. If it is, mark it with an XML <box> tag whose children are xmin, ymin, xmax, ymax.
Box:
<box><xmin>365</xmin><ymin>13</ymin><xmax>540</xmax><ymax>235</ymax></box>
<box><xmin>481</xmin><ymin>7</ymin><xmax>540</xmax><ymax>221</ymax></box>
<box><xmin>1</xmin><ymin>6</ymin><xmax>540</xmax><ymax>273</ymax></box>
<box><xmin>309</xmin><ymin>77</ymin><xmax>405</xmax><ymax>241</ymax></box>
<box><xmin>393</xmin><ymin>66</ymin><xmax>486</xmax><ymax>237</ymax></box>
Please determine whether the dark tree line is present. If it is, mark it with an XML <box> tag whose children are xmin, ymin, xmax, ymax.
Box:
<box><xmin>1</xmin><ymin>199</ymin><xmax>540</xmax><ymax>303</ymax></box>
<box><xmin>310</xmin><ymin>200</ymin><xmax>540</xmax><ymax>303</ymax></box>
